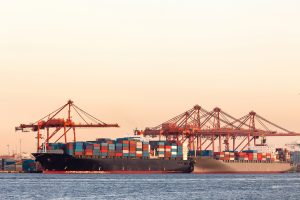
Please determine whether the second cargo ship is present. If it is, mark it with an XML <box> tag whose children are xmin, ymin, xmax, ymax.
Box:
<box><xmin>190</xmin><ymin>149</ymin><xmax>294</xmax><ymax>173</ymax></box>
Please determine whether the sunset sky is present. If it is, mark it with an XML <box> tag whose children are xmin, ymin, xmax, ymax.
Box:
<box><xmin>0</xmin><ymin>1</ymin><xmax>300</xmax><ymax>154</ymax></box>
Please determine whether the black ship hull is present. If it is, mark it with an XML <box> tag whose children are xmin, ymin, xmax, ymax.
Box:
<box><xmin>33</xmin><ymin>153</ymin><xmax>194</xmax><ymax>173</ymax></box>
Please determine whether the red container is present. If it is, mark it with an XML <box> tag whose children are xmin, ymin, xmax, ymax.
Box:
<box><xmin>130</xmin><ymin>146</ymin><xmax>136</xmax><ymax>151</ymax></box>
<box><xmin>257</xmin><ymin>153</ymin><xmax>262</xmax><ymax>160</ymax></box>
<box><xmin>136</xmin><ymin>154</ymin><xmax>142</xmax><ymax>157</ymax></box>
<box><xmin>130</xmin><ymin>143</ymin><xmax>136</xmax><ymax>150</ymax></box>
<box><xmin>74</xmin><ymin>152</ymin><xmax>83</xmax><ymax>156</ymax></box>
<box><xmin>165</xmin><ymin>152</ymin><xmax>171</xmax><ymax>157</ymax></box>
<box><xmin>248</xmin><ymin>153</ymin><xmax>253</xmax><ymax>160</ymax></box>
<box><xmin>101</xmin><ymin>146</ymin><xmax>108</xmax><ymax>150</ymax></box>
<box><xmin>84</xmin><ymin>150</ymin><xmax>93</xmax><ymax>156</ymax></box>
<box><xmin>108</xmin><ymin>152</ymin><xmax>115</xmax><ymax>156</ymax></box>
<box><xmin>115</xmin><ymin>153</ymin><xmax>123</xmax><ymax>157</ymax></box>
<box><xmin>142</xmin><ymin>144</ymin><xmax>149</xmax><ymax>150</ymax></box>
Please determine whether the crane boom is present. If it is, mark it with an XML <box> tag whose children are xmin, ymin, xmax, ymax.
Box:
<box><xmin>15</xmin><ymin>100</ymin><xmax>119</xmax><ymax>151</ymax></box>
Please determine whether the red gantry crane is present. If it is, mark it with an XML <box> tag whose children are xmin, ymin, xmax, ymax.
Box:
<box><xmin>137</xmin><ymin>105</ymin><xmax>300</xmax><ymax>152</ymax></box>
<box><xmin>15</xmin><ymin>100</ymin><xmax>119</xmax><ymax>151</ymax></box>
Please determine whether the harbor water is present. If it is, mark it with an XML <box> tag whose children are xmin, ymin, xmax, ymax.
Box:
<box><xmin>0</xmin><ymin>173</ymin><xmax>299</xmax><ymax>199</ymax></box>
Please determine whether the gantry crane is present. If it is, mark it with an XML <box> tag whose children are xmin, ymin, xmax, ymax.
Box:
<box><xmin>137</xmin><ymin>105</ymin><xmax>300</xmax><ymax>152</ymax></box>
<box><xmin>15</xmin><ymin>100</ymin><xmax>119</xmax><ymax>151</ymax></box>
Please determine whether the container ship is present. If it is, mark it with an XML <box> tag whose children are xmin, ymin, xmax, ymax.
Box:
<box><xmin>33</xmin><ymin>138</ymin><xmax>194</xmax><ymax>173</ymax></box>
<box><xmin>190</xmin><ymin>149</ymin><xmax>295</xmax><ymax>174</ymax></box>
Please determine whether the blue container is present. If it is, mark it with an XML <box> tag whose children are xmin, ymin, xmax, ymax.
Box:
<box><xmin>116</xmin><ymin>144</ymin><xmax>123</xmax><ymax>151</ymax></box>
<box><xmin>4</xmin><ymin>160</ymin><xmax>16</xmax><ymax>165</ymax></box>
<box><xmin>74</xmin><ymin>142</ymin><xmax>84</xmax><ymax>149</ymax></box>
<box><xmin>66</xmin><ymin>150</ymin><xmax>74</xmax><ymax>155</ymax></box>
<box><xmin>142</xmin><ymin>153</ymin><xmax>149</xmax><ymax>157</ymax></box>
<box><xmin>242</xmin><ymin>150</ymin><xmax>258</xmax><ymax>153</ymax></box>
<box><xmin>201</xmin><ymin>150</ymin><xmax>213</xmax><ymax>157</ymax></box>
<box><xmin>188</xmin><ymin>150</ymin><xmax>213</xmax><ymax>157</ymax></box>
<box><xmin>22</xmin><ymin>159</ymin><xmax>36</xmax><ymax>172</ymax></box>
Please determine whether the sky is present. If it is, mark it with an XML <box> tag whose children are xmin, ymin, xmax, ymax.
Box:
<box><xmin>0</xmin><ymin>0</ymin><xmax>299</xmax><ymax>154</ymax></box>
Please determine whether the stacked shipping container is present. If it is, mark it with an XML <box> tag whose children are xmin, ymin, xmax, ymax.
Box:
<box><xmin>276</xmin><ymin>148</ymin><xmax>291</xmax><ymax>162</ymax></box>
<box><xmin>213</xmin><ymin>151</ymin><xmax>277</xmax><ymax>162</ymax></box>
<box><xmin>48</xmin><ymin>138</ymin><xmax>184</xmax><ymax>160</ymax></box>
<box><xmin>74</xmin><ymin>142</ymin><xmax>84</xmax><ymax>156</ymax></box>
<box><xmin>0</xmin><ymin>159</ymin><xmax>16</xmax><ymax>171</ymax></box>
<box><xmin>188</xmin><ymin>149</ymin><xmax>285</xmax><ymax>162</ymax></box>
<box><xmin>151</xmin><ymin>141</ymin><xmax>184</xmax><ymax>159</ymax></box>
<box><xmin>157</xmin><ymin>141</ymin><xmax>165</xmax><ymax>158</ymax></box>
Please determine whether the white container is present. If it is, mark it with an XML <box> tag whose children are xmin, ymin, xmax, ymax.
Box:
<box><xmin>157</xmin><ymin>148</ymin><xmax>165</xmax><ymax>152</ymax></box>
